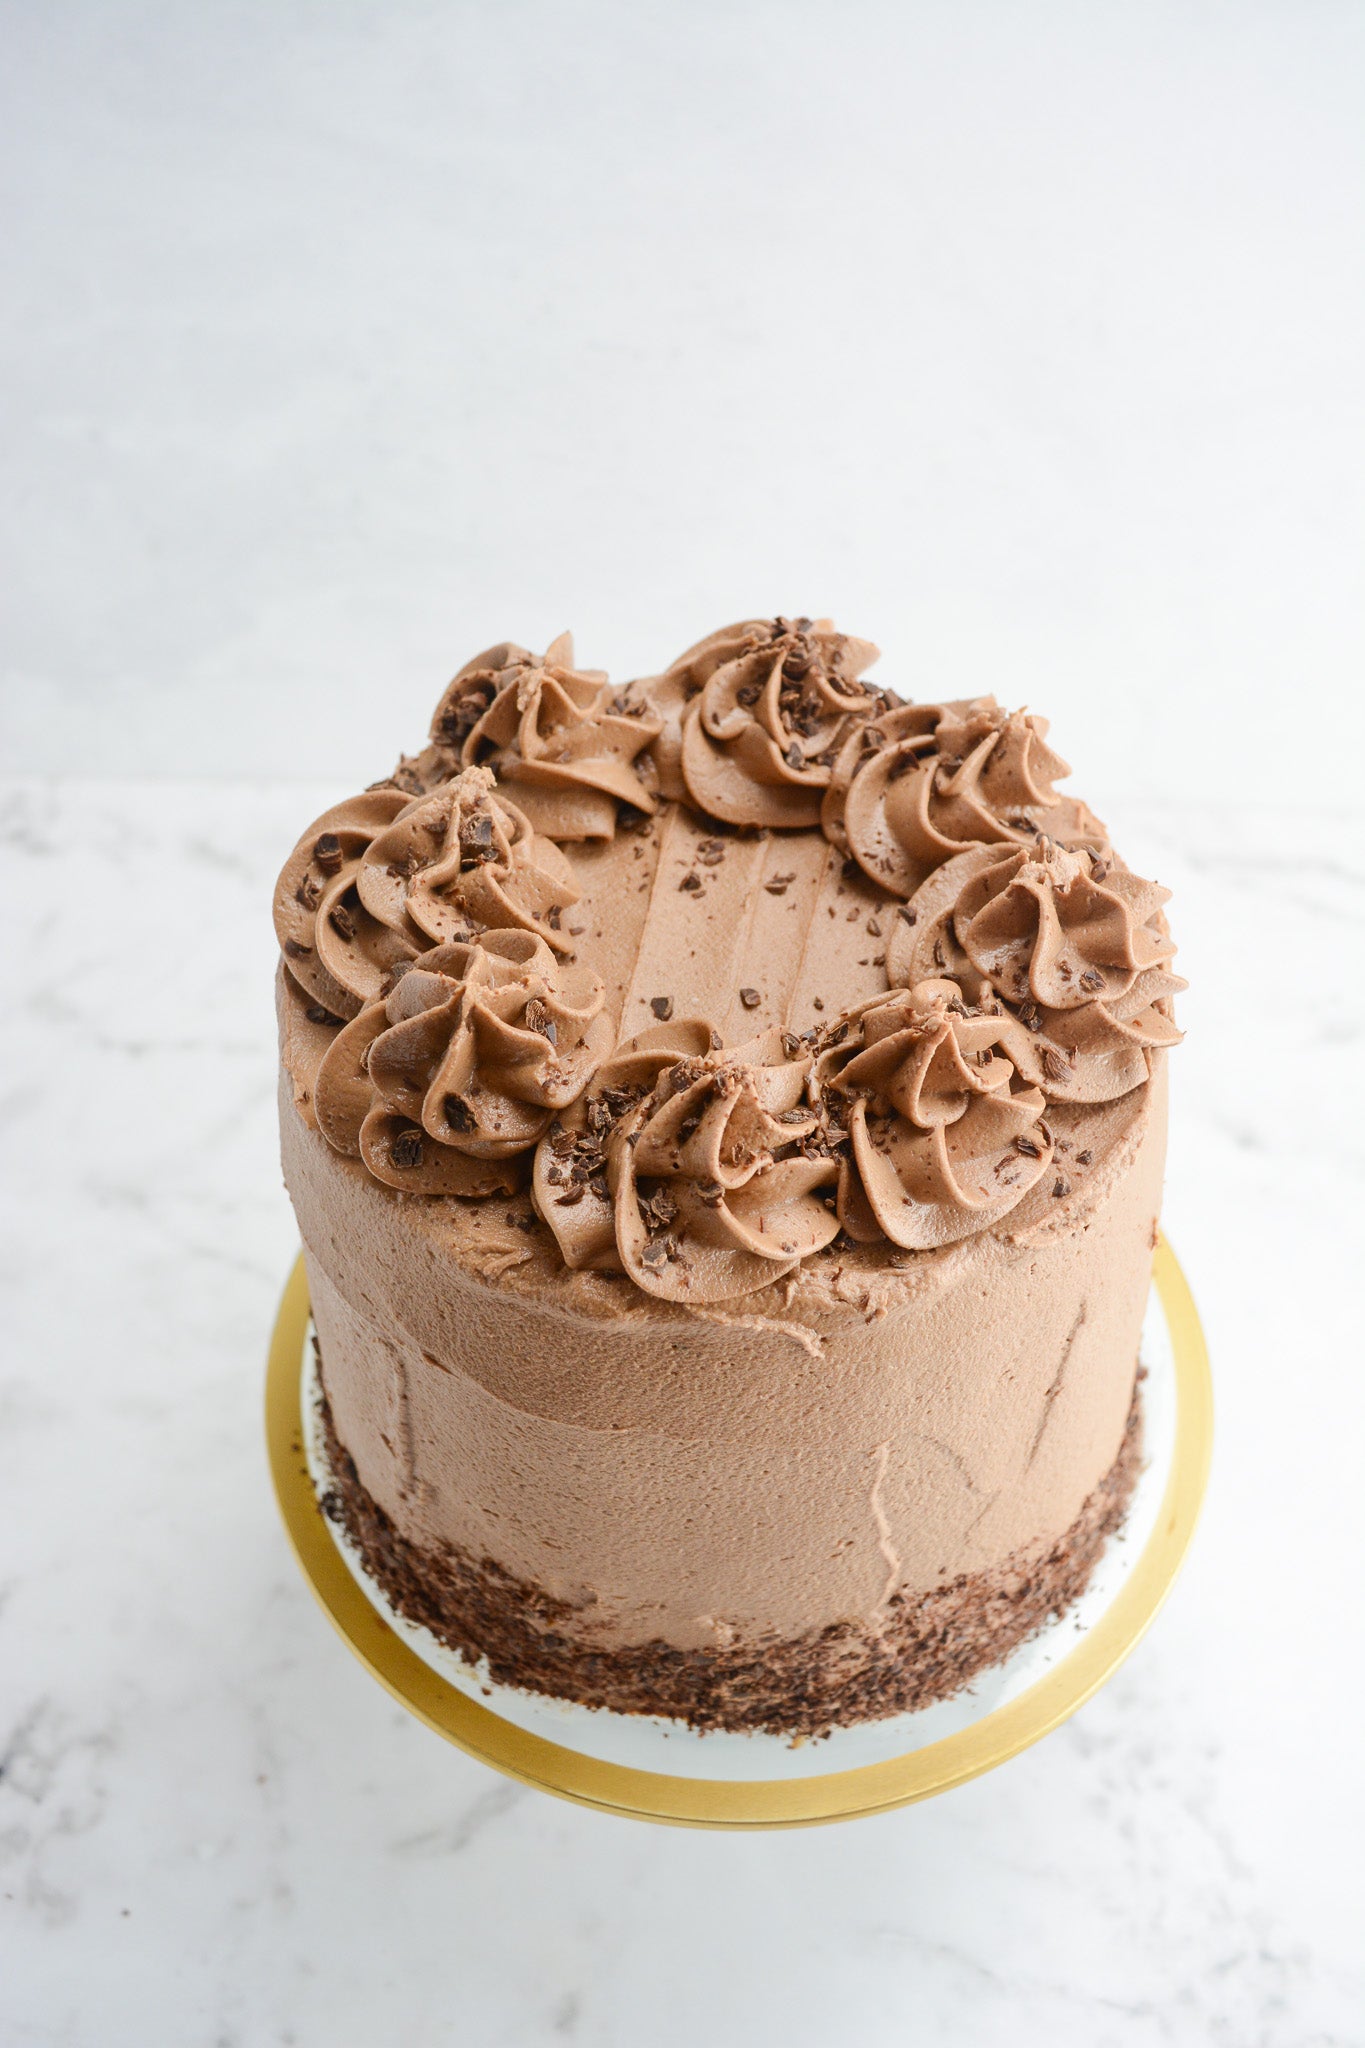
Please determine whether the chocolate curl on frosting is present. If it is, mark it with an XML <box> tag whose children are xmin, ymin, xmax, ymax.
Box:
<box><xmin>809</xmin><ymin>981</ymin><xmax>1054</xmax><ymax>1248</ymax></box>
<box><xmin>661</xmin><ymin>617</ymin><xmax>882</xmax><ymax>829</ymax></box>
<box><xmin>357</xmin><ymin>765</ymin><xmax>581</xmax><ymax>958</ymax></box>
<box><xmin>428</xmin><ymin>633</ymin><xmax>663</xmax><ymax>841</ymax></box>
<box><xmin>829</xmin><ymin>698</ymin><xmax>1107</xmax><ymax>898</ymax></box>
<box><xmin>888</xmin><ymin>841</ymin><xmax>1185</xmax><ymax>1103</ymax></box>
<box><xmin>612</xmin><ymin>1029</ymin><xmax>841</xmax><ymax>1301</ymax></box>
<box><xmin>314</xmin><ymin>930</ymin><xmax>613</xmax><ymax>1194</ymax></box>
<box><xmin>273</xmin><ymin>788</ymin><xmax>425</xmax><ymax>1019</ymax></box>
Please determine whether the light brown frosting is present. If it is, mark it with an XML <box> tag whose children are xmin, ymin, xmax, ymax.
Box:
<box><xmin>888</xmin><ymin>839</ymin><xmax>1185</xmax><ymax>1102</ymax></box>
<box><xmin>361</xmin><ymin>764</ymin><xmax>581</xmax><ymax>959</ymax></box>
<box><xmin>275</xmin><ymin>620</ymin><xmax>1184</xmax><ymax>1301</ymax></box>
<box><xmin>275</xmin><ymin>617</ymin><xmax>1183</xmax><ymax>1701</ymax></box>
<box><xmin>532</xmin><ymin>1023</ymin><xmax>840</xmax><ymax>1301</ymax></box>
<box><xmin>659</xmin><ymin>616</ymin><xmax>884</xmax><ymax>828</ymax></box>
<box><xmin>828</xmin><ymin>697</ymin><xmax>1108</xmax><ymax>897</ymax></box>
<box><xmin>423</xmin><ymin>633</ymin><xmax>662</xmax><ymax>842</ymax></box>
<box><xmin>809</xmin><ymin>979</ymin><xmax>1053</xmax><ymax>1248</ymax></box>
<box><xmin>273</xmin><ymin>787</ymin><xmax>416</xmax><ymax>1021</ymax></box>
<box><xmin>312</xmin><ymin>929</ymin><xmax>613</xmax><ymax>1195</ymax></box>
<box><xmin>283</xmin><ymin>1045</ymin><xmax>1167</xmax><ymax>1651</ymax></box>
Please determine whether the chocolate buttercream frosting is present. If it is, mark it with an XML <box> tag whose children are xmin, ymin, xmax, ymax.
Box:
<box><xmin>657</xmin><ymin>616</ymin><xmax>884</xmax><ymax>828</ymax></box>
<box><xmin>888</xmin><ymin>839</ymin><xmax>1185</xmax><ymax>1103</ymax></box>
<box><xmin>425</xmin><ymin>633</ymin><xmax>662</xmax><ymax>841</ymax></box>
<box><xmin>314</xmin><ymin>930</ymin><xmax>612</xmax><ymax>1194</ymax></box>
<box><xmin>275</xmin><ymin>624</ymin><xmax>1184</xmax><ymax>1296</ymax></box>
<box><xmin>809</xmin><ymin>979</ymin><xmax>1053</xmax><ymax>1247</ymax></box>
<box><xmin>275</xmin><ymin>615</ymin><xmax>1184</xmax><ymax>1734</ymax></box>
<box><xmin>364</xmin><ymin>764</ymin><xmax>581</xmax><ymax>958</ymax></box>
<box><xmin>827</xmin><ymin>697</ymin><xmax>1107</xmax><ymax>897</ymax></box>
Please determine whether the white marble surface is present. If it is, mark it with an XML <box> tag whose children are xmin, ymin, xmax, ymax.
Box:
<box><xmin>3</xmin><ymin>5</ymin><xmax>1365</xmax><ymax>2044</ymax></box>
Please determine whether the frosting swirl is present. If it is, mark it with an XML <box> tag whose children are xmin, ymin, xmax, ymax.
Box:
<box><xmin>358</xmin><ymin>765</ymin><xmax>582</xmax><ymax>962</ymax></box>
<box><xmin>809</xmin><ymin>980</ymin><xmax>1054</xmax><ymax>1248</ymax></box>
<box><xmin>314</xmin><ymin>931</ymin><xmax>612</xmax><ymax>1194</ymax></box>
<box><xmin>273</xmin><ymin>787</ymin><xmax>420</xmax><ymax>1021</ymax></box>
<box><xmin>533</xmin><ymin>1024</ymin><xmax>840</xmax><ymax>1301</ymax></box>
<box><xmin>663</xmin><ymin>617</ymin><xmax>883</xmax><ymax>829</ymax></box>
<box><xmin>425</xmin><ymin>633</ymin><xmax>662</xmax><ymax>841</ymax></box>
<box><xmin>887</xmin><ymin>841</ymin><xmax>1184</xmax><ymax>1101</ymax></box>
<box><xmin>531</xmin><ymin>1018</ymin><xmax>719</xmax><ymax>1272</ymax></box>
<box><xmin>827</xmin><ymin>698</ymin><xmax>1107</xmax><ymax>896</ymax></box>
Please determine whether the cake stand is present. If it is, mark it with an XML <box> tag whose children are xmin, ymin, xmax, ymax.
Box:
<box><xmin>265</xmin><ymin>1237</ymin><xmax>1211</xmax><ymax>1829</ymax></box>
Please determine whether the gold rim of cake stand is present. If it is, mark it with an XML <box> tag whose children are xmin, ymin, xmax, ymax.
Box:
<box><xmin>265</xmin><ymin>1237</ymin><xmax>1211</xmax><ymax>1830</ymax></box>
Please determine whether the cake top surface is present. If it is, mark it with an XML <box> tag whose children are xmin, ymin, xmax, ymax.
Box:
<box><xmin>275</xmin><ymin>620</ymin><xmax>1183</xmax><ymax>1305</ymax></box>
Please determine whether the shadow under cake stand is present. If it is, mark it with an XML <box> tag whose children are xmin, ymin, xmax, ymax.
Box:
<box><xmin>265</xmin><ymin>1236</ymin><xmax>1211</xmax><ymax>1829</ymax></box>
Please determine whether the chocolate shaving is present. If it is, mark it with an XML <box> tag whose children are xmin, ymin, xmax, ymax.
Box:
<box><xmin>313</xmin><ymin>833</ymin><xmax>343</xmax><ymax>873</ymax></box>
<box><xmin>443</xmin><ymin>1095</ymin><xmax>474</xmax><ymax>1134</ymax></box>
<box><xmin>739</xmin><ymin>987</ymin><xmax>761</xmax><ymax>1009</ymax></box>
<box><xmin>284</xmin><ymin>938</ymin><xmax>312</xmax><ymax>958</ymax></box>
<box><xmin>650</xmin><ymin>996</ymin><xmax>673</xmax><ymax>1021</ymax></box>
<box><xmin>389</xmin><ymin>1129</ymin><xmax>424</xmax><ymax>1169</ymax></box>
<box><xmin>305</xmin><ymin>1004</ymin><xmax>340</xmax><ymax>1026</ymax></box>
<box><xmin>329</xmin><ymin>903</ymin><xmax>356</xmax><ymax>943</ymax></box>
<box><xmin>524</xmin><ymin>998</ymin><xmax>556</xmax><ymax>1045</ymax></box>
<box><xmin>1013</xmin><ymin>1134</ymin><xmax>1042</xmax><ymax>1158</ymax></box>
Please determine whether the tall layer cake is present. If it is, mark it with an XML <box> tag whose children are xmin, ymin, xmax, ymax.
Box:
<box><xmin>274</xmin><ymin>620</ymin><xmax>1183</xmax><ymax>1735</ymax></box>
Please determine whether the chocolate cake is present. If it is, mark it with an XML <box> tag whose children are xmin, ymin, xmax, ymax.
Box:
<box><xmin>274</xmin><ymin>620</ymin><xmax>1183</xmax><ymax>1735</ymax></box>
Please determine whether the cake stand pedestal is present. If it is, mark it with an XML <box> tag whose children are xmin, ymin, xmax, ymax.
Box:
<box><xmin>265</xmin><ymin>1237</ymin><xmax>1210</xmax><ymax>1829</ymax></box>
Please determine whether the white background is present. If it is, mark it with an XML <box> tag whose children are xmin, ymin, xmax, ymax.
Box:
<box><xmin>2</xmin><ymin>5</ymin><xmax>1362</xmax><ymax>2045</ymax></box>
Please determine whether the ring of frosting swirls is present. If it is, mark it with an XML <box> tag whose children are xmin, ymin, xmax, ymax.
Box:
<box><xmin>534</xmin><ymin>1023</ymin><xmax>840</xmax><ymax>1301</ymax></box>
<box><xmin>661</xmin><ymin>616</ymin><xmax>883</xmax><ymax>829</ymax></box>
<box><xmin>313</xmin><ymin>930</ymin><xmax>613</xmax><ymax>1195</ymax></box>
<box><xmin>887</xmin><ymin>841</ymin><xmax>1185</xmax><ymax>1102</ymax></box>
<box><xmin>420</xmin><ymin>632</ymin><xmax>663</xmax><ymax>842</ymax></box>
<box><xmin>825</xmin><ymin>697</ymin><xmax>1107</xmax><ymax>897</ymax></box>
<box><xmin>808</xmin><ymin>980</ymin><xmax>1054</xmax><ymax>1249</ymax></box>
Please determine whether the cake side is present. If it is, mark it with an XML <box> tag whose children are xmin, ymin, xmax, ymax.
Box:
<box><xmin>282</xmin><ymin>1031</ymin><xmax>1165</xmax><ymax>1655</ymax></box>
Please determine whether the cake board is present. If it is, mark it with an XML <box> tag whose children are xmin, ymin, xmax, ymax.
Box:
<box><xmin>265</xmin><ymin>1236</ymin><xmax>1211</xmax><ymax>1829</ymax></box>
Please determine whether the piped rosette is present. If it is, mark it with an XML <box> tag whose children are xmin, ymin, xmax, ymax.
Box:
<box><xmin>354</xmin><ymin>764</ymin><xmax>582</xmax><ymax>969</ymax></box>
<box><xmin>533</xmin><ymin>1024</ymin><xmax>841</xmax><ymax>1302</ymax></box>
<box><xmin>825</xmin><ymin>697</ymin><xmax>1107</xmax><ymax>897</ymax></box>
<box><xmin>273</xmin><ymin>787</ymin><xmax>418</xmax><ymax>1021</ymax></box>
<box><xmin>808</xmin><ymin>981</ymin><xmax>1055</xmax><ymax>1249</ymax></box>
<box><xmin>312</xmin><ymin>931</ymin><xmax>613</xmax><ymax>1196</ymax></box>
<box><xmin>531</xmin><ymin>1018</ymin><xmax>718</xmax><ymax>1272</ymax></box>
<box><xmin>661</xmin><ymin>616</ymin><xmax>883</xmax><ymax>829</ymax></box>
<box><xmin>887</xmin><ymin>840</ymin><xmax>1185</xmax><ymax>1102</ymax></box>
<box><xmin>423</xmin><ymin>632</ymin><xmax>663</xmax><ymax>841</ymax></box>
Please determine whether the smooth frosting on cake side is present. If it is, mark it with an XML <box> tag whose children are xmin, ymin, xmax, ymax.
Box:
<box><xmin>273</xmin><ymin>619</ymin><xmax>1183</xmax><ymax>1732</ymax></box>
